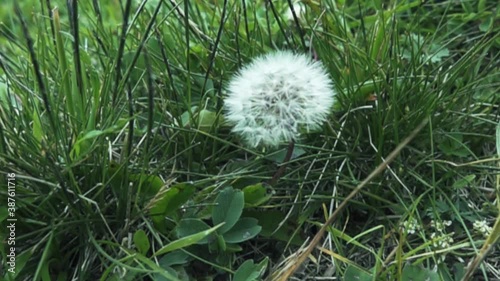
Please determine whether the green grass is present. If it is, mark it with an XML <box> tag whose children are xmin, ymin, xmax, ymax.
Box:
<box><xmin>0</xmin><ymin>0</ymin><xmax>499</xmax><ymax>280</ymax></box>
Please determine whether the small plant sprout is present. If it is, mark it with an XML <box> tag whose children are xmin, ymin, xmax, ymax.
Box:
<box><xmin>224</xmin><ymin>50</ymin><xmax>335</xmax><ymax>185</ymax></box>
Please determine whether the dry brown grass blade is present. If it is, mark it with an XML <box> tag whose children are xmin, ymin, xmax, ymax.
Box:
<box><xmin>270</xmin><ymin>117</ymin><xmax>429</xmax><ymax>281</ymax></box>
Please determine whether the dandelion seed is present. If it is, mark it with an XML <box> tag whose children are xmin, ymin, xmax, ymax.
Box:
<box><xmin>224</xmin><ymin>50</ymin><xmax>335</xmax><ymax>148</ymax></box>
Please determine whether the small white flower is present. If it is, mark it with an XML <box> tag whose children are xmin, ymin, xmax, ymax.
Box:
<box><xmin>400</xmin><ymin>218</ymin><xmax>421</xmax><ymax>235</ymax></box>
<box><xmin>224</xmin><ymin>51</ymin><xmax>335</xmax><ymax>147</ymax></box>
<box><xmin>430</xmin><ymin>220</ymin><xmax>452</xmax><ymax>232</ymax></box>
<box><xmin>430</xmin><ymin>232</ymin><xmax>454</xmax><ymax>249</ymax></box>
<box><xmin>473</xmin><ymin>220</ymin><xmax>492</xmax><ymax>238</ymax></box>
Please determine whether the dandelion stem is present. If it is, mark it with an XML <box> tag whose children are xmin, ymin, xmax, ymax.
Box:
<box><xmin>269</xmin><ymin>141</ymin><xmax>295</xmax><ymax>186</ymax></box>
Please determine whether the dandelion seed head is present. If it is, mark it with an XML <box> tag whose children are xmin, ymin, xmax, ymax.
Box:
<box><xmin>224</xmin><ymin>50</ymin><xmax>335</xmax><ymax>147</ymax></box>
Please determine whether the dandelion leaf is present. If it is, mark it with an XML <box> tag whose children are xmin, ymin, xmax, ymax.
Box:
<box><xmin>222</xmin><ymin>217</ymin><xmax>261</xmax><ymax>243</ymax></box>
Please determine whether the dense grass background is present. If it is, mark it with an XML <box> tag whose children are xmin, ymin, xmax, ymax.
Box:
<box><xmin>0</xmin><ymin>0</ymin><xmax>499</xmax><ymax>280</ymax></box>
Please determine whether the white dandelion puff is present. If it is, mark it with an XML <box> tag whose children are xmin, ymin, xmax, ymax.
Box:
<box><xmin>224</xmin><ymin>50</ymin><xmax>335</xmax><ymax>148</ymax></box>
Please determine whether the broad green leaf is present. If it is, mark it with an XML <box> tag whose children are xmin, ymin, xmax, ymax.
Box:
<box><xmin>217</xmin><ymin>233</ymin><xmax>227</xmax><ymax>251</ymax></box>
<box><xmin>151</xmin><ymin>266</ymin><xmax>178</xmax><ymax>281</ymax></box>
<box><xmin>175</xmin><ymin>218</ymin><xmax>212</xmax><ymax>244</ymax></box>
<box><xmin>158</xmin><ymin>250</ymin><xmax>190</xmax><ymax>267</ymax></box>
<box><xmin>107</xmin><ymin>162</ymin><xmax>165</xmax><ymax>200</ymax></box>
<box><xmin>127</xmin><ymin>173</ymin><xmax>164</xmax><ymax>199</ymax></box>
<box><xmin>243</xmin><ymin>183</ymin><xmax>274</xmax><ymax>207</ymax></box>
<box><xmin>212</xmin><ymin>186</ymin><xmax>244</xmax><ymax>234</ymax></box>
<box><xmin>223</xmin><ymin>217</ymin><xmax>261</xmax><ymax>243</ymax></box>
<box><xmin>343</xmin><ymin>265</ymin><xmax>373</xmax><ymax>281</ymax></box>
<box><xmin>402</xmin><ymin>264</ymin><xmax>440</xmax><ymax>281</ymax></box>
<box><xmin>133</xmin><ymin>230</ymin><xmax>150</xmax><ymax>255</ymax></box>
<box><xmin>153</xmin><ymin>266</ymin><xmax>191</xmax><ymax>281</ymax></box>
<box><xmin>197</xmin><ymin>109</ymin><xmax>217</xmax><ymax>132</ymax></box>
<box><xmin>225</xmin><ymin>243</ymin><xmax>243</xmax><ymax>253</ymax></box>
<box><xmin>233</xmin><ymin>260</ymin><xmax>265</xmax><ymax>281</ymax></box>
<box><xmin>179</xmin><ymin>106</ymin><xmax>199</xmax><ymax>128</ymax></box>
<box><xmin>479</xmin><ymin>14</ymin><xmax>493</xmax><ymax>32</ymax></box>
<box><xmin>180</xmin><ymin>107</ymin><xmax>218</xmax><ymax>132</ymax></box>
<box><xmin>154</xmin><ymin>223</ymin><xmax>224</xmax><ymax>256</ymax></box>
<box><xmin>150</xmin><ymin>183</ymin><xmax>196</xmax><ymax>233</ymax></box>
